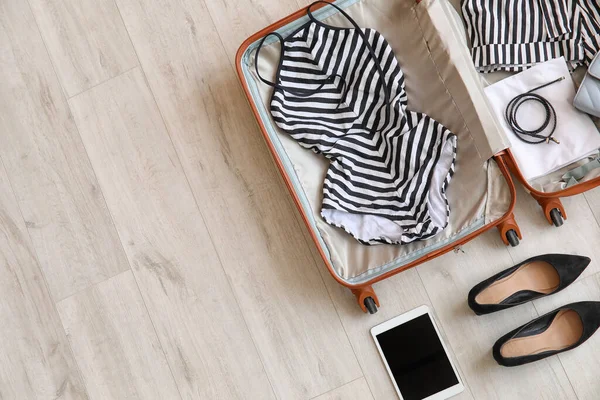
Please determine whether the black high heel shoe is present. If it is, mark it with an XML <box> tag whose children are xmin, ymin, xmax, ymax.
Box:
<box><xmin>493</xmin><ymin>301</ymin><xmax>600</xmax><ymax>367</ymax></box>
<box><xmin>468</xmin><ymin>254</ymin><xmax>590</xmax><ymax>315</ymax></box>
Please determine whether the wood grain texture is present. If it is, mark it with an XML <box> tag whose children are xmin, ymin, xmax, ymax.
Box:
<box><xmin>203</xmin><ymin>0</ymin><xmax>299</xmax><ymax>60</ymax></box>
<box><xmin>531</xmin><ymin>273</ymin><xmax>600</xmax><ymax>400</ymax></box>
<box><xmin>57</xmin><ymin>271</ymin><xmax>181</xmax><ymax>400</ymax></box>
<box><xmin>416</xmin><ymin>231</ymin><xmax>577</xmax><ymax>400</ymax></box>
<box><xmin>2</xmin><ymin>0</ymin><xmax>598</xmax><ymax>398</ymax></box>
<box><xmin>585</xmin><ymin>187</ymin><xmax>600</xmax><ymax>227</ymax></box>
<box><xmin>114</xmin><ymin>1</ymin><xmax>362</xmax><ymax>398</ymax></box>
<box><xmin>0</xmin><ymin>0</ymin><xmax>129</xmax><ymax>301</ymax></box>
<box><xmin>68</xmin><ymin>67</ymin><xmax>276</xmax><ymax>400</ymax></box>
<box><xmin>27</xmin><ymin>0</ymin><xmax>138</xmax><ymax>97</ymax></box>
<box><xmin>508</xmin><ymin>185</ymin><xmax>600</xmax><ymax>278</ymax></box>
<box><xmin>0</xmin><ymin>161</ymin><xmax>87</xmax><ymax>399</ymax></box>
<box><xmin>311</xmin><ymin>378</ymin><xmax>374</xmax><ymax>400</ymax></box>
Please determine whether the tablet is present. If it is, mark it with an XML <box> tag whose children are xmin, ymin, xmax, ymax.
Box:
<box><xmin>371</xmin><ymin>305</ymin><xmax>464</xmax><ymax>400</ymax></box>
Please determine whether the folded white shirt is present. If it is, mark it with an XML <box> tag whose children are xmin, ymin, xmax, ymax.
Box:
<box><xmin>484</xmin><ymin>57</ymin><xmax>600</xmax><ymax>181</ymax></box>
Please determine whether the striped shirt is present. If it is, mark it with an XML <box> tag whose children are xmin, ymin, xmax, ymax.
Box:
<box><xmin>461</xmin><ymin>0</ymin><xmax>600</xmax><ymax>72</ymax></box>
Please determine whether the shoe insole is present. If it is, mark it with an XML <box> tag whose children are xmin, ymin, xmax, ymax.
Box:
<box><xmin>475</xmin><ymin>261</ymin><xmax>560</xmax><ymax>305</ymax></box>
<box><xmin>500</xmin><ymin>310</ymin><xmax>583</xmax><ymax>358</ymax></box>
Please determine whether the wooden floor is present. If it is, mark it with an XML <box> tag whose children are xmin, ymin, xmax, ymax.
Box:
<box><xmin>1</xmin><ymin>0</ymin><xmax>599</xmax><ymax>399</ymax></box>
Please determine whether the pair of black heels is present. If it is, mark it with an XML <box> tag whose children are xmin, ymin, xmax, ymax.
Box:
<box><xmin>468</xmin><ymin>254</ymin><xmax>600</xmax><ymax>367</ymax></box>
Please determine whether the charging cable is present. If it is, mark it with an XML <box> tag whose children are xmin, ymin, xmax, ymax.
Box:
<box><xmin>505</xmin><ymin>77</ymin><xmax>564</xmax><ymax>145</ymax></box>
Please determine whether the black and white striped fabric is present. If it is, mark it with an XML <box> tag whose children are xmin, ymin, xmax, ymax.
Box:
<box><xmin>256</xmin><ymin>2</ymin><xmax>457</xmax><ymax>245</ymax></box>
<box><xmin>461</xmin><ymin>0</ymin><xmax>600</xmax><ymax>72</ymax></box>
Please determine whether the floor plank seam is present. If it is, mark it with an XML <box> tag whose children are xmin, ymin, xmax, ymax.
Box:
<box><xmin>307</xmin><ymin>376</ymin><xmax>364</xmax><ymax>400</ymax></box>
<box><xmin>583</xmin><ymin>192</ymin><xmax>600</xmax><ymax>230</ymax></box>
<box><xmin>128</xmin><ymin>267</ymin><xmax>185</xmax><ymax>400</ymax></box>
<box><xmin>25</xmin><ymin>0</ymin><xmax>70</xmax><ymax>102</ymax></box>
<box><xmin>67</xmin><ymin>64</ymin><xmax>140</xmax><ymax>100</ymax></box>
<box><xmin>0</xmin><ymin>156</ymin><xmax>92</xmax><ymax>400</ymax></box>
<box><xmin>56</xmin><ymin>268</ymin><xmax>135</xmax><ymax>303</ymax></box>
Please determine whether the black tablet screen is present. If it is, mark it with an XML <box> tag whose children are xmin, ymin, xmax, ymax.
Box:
<box><xmin>376</xmin><ymin>314</ymin><xmax>458</xmax><ymax>400</ymax></box>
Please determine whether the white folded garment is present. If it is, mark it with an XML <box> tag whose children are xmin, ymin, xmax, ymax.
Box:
<box><xmin>484</xmin><ymin>57</ymin><xmax>600</xmax><ymax>181</ymax></box>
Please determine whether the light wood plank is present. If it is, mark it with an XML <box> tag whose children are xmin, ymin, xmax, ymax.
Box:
<box><xmin>68</xmin><ymin>67</ymin><xmax>276</xmax><ymax>400</ymax></box>
<box><xmin>296</xmin><ymin>0</ymin><xmax>317</xmax><ymax>7</ymax></box>
<box><xmin>508</xmin><ymin>185</ymin><xmax>600</xmax><ymax>278</ymax></box>
<box><xmin>311</xmin><ymin>378</ymin><xmax>373</xmax><ymax>400</ymax></box>
<box><xmin>114</xmin><ymin>1</ymin><xmax>363</xmax><ymax>399</ymax></box>
<box><xmin>529</xmin><ymin>272</ymin><xmax>600</xmax><ymax>400</ymax></box>
<box><xmin>417</xmin><ymin>231</ymin><xmax>577</xmax><ymax>400</ymax></box>
<box><xmin>0</xmin><ymin>160</ymin><xmax>87</xmax><ymax>399</ymax></box>
<box><xmin>0</xmin><ymin>0</ymin><xmax>129</xmax><ymax>301</ymax></box>
<box><xmin>57</xmin><ymin>271</ymin><xmax>181</xmax><ymax>400</ymax></box>
<box><xmin>28</xmin><ymin>0</ymin><xmax>138</xmax><ymax>97</ymax></box>
<box><xmin>203</xmin><ymin>0</ymin><xmax>299</xmax><ymax>61</ymax></box>
<box><xmin>584</xmin><ymin>187</ymin><xmax>600</xmax><ymax>228</ymax></box>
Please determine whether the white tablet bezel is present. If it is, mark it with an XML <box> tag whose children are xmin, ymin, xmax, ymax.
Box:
<box><xmin>370</xmin><ymin>305</ymin><xmax>464</xmax><ymax>400</ymax></box>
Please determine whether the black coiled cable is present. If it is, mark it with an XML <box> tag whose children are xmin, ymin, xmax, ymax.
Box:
<box><xmin>504</xmin><ymin>76</ymin><xmax>565</xmax><ymax>145</ymax></box>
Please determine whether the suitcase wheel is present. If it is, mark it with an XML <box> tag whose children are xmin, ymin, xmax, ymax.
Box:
<box><xmin>364</xmin><ymin>297</ymin><xmax>378</xmax><ymax>314</ymax></box>
<box><xmin>550</xmin><ymin>208</ymin><xmax>564</xmax><ymax>227</ymax></box>
<box><xmin>506</xmin><ymin>229</ymin><xmax>519</xmax><ymax>247</ymax></box>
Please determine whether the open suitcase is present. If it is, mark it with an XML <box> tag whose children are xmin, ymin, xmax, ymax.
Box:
<box><xmin>444</xmin><ymin>1</ymin><xmax>600</xmax><ymax>229</ymax></box>
<box><xmin>236</xmin><ymin>0</ymin><xmax>526</xmax><ymax>314</ymax></box>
